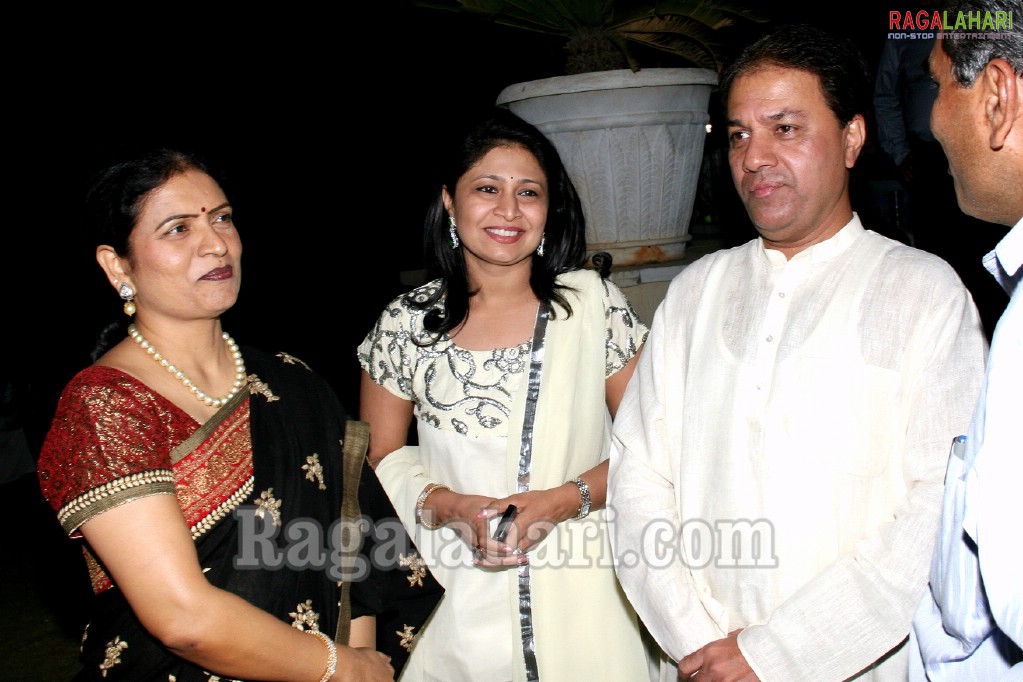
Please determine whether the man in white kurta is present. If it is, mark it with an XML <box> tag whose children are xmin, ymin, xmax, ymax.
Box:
<box><xmin>608</xmin><ymin>23</ymin><xmax>989</xmax><ymax>682</ymax></box>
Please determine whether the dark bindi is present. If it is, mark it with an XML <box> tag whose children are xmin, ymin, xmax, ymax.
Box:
<box><xmin>201</xmin><ymin>207</ymin><xmax>206</xmax><ymax>212</ymax></box>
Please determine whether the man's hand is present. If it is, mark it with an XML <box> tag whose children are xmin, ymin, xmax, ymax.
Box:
<box><xmin>677</xmin><ymin>629</ymin><xmax>759</xmax><ymax>682</ymax></box>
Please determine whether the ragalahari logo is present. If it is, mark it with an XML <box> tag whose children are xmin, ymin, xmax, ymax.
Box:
<box><xmin>889</xmin><ymin>8</ymin><xmax>1013</xmax><ymax>30</ymax></box>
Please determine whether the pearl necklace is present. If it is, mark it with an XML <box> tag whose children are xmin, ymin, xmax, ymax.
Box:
<box><xmin>128</xmin><ymin>324</ymin><xmax>247</xmax><ymax>408</ymax></box>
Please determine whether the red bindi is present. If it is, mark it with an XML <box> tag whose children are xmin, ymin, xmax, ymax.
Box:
<box><xmin>201</xmin><ymin>207</ymin><xmax>206</xmax><ymax>212</ymax></box>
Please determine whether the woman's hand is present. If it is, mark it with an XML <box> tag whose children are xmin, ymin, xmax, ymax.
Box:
<box><xmin>423</xmin><ymin>489</ymin><xmax>513</xmax><ymax>560</ymax></box>
<box><xmin>337</xmin><ymin>645</ymin><xmax>394</xmax><ymax>681</ymax></box>
<box><xmin>472</xmin><ymin>486</ymin><xmax>579</xmax><ymax>567</ymax></box>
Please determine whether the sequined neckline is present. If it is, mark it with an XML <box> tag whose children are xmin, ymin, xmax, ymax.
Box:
<box><xmin>447</xmin><ymin>338</ymin><xmax>531</xmax><ymax>354</ymax></box>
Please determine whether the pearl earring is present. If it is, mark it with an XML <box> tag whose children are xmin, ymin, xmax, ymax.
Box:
<box><xmin>118</xmin><ymin>282</ymin><xmax>136</xmax><ymax>317</ymax></box>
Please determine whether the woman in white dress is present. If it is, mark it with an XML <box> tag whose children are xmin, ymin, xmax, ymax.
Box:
<box><xmin>358</xmin><ymin>108</ymin><xmax>654</xmax><ymax>682</ymax></box>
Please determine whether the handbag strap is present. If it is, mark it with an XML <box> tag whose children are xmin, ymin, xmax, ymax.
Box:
<box><xmin>335</xmin><ymin>419</ymin><xmax>370</xmax><ymax>645</ymax></box>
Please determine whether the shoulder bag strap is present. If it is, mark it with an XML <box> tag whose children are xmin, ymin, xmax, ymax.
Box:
<box><xmin>335</xmin><ymin>419</ymin><xmax>370</xmax><ymax>645</ymax></box>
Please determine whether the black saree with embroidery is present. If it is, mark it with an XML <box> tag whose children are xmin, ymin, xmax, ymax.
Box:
<box><xmin>37</xmin><ymin>347</ymin><xmax>393</xmax><ymax>680</ymax></box>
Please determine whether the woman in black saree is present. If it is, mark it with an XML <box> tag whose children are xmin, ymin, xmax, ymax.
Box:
<box><xmin>36</xmin><ymin>149</ymin><xmax>395</xmax><ymax>681</ymax></box>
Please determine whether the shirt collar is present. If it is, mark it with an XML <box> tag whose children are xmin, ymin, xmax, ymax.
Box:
<box><xmin>761</xmin><ymin>213</ymin><xmax>863</xmax><ymax>266</ymax></box>
<box><xmin>983</xmin><ymin>215</ymin><xmax>1023</xmax><ymax>295</ymax></box>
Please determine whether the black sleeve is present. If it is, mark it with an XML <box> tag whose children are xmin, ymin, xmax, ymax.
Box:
<box><xmin>351</xmin><ymin>461</ymin><xmax>443</xmax><ymax>677</ymax></box>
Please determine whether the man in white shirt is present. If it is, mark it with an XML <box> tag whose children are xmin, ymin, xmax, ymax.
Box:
<box><xmin>608</xmin><ymin>23</ymin><xmax>989</xmax><ymax>681</ymax></box>
<box><xmin>910</xmin><ymin>0</ymin><xmax>1023</xmax><ymax>678</ymax></box>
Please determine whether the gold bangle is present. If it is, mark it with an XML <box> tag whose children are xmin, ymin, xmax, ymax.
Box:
<box><xmin>416</xmin><ymin>483</ymin><xmax>451</xmax><ymax>530</ymax></box>
<box><xmin>308</xmin><ymin>630</ymin><xmax>337</xmax><ymax>682</ymax></box>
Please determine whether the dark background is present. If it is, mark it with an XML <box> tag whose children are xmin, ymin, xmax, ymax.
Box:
<box><xmin>8</xmin><ymin>4</ymin><xmax>581</xmax><ymax>443</ymax></box>
<box><xmin>7</xmin><ymin>3</ymin><xmax>895</xmax><ymax>444</ymax></box>
<box><xmin>3</xmin><ymin>2</ymin><xmax>1009</xmax><ymax>674</ymax></box>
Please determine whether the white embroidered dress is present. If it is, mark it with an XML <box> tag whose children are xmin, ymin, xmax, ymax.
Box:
<box><xmin>359</xmin><ymin>269</ymin><xmax>651</xmax><ymax>682</ymax></box>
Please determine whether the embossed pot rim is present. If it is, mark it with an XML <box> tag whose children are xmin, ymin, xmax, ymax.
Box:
<box><xmin>495</xmin><ymin>68</ymin><xmax>719</xmax><ymax>104</ymax></box>
<box><xmin>495</xmin><ymin>68</ymin><xmax>718</xmax><ymax>267</ymax></box>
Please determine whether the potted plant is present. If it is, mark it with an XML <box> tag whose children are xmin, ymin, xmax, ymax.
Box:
<box><xmin>413</xmin><ymin>0</ymin><xmax>768</xmax><ymax>266</ymax></box>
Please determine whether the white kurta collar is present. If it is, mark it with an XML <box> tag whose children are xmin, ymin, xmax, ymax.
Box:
<box><xmin>759</xmin><ymin>213</ymin><xmax>864</xmax><ymax>266</ymax></box>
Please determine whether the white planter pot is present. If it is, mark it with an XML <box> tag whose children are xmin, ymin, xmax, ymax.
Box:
<box><xmin>496</xmin><ymin>68</ymin><xmax>718</xmax><ymax>267</ymax></box>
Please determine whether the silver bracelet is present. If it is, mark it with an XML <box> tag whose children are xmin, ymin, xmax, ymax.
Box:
<box><xmin>416</xmin><ymin>483</ymin><xmax>451</xmax><ymax>530</ymax></box>
<box><xmin>570</xmin><ymin>477</ymin><xmax>591</xmax><ymax>519</ymax></box>
<box><xmin>309</xmin><ymin>630</ymin><xmax>337</xmax><ymax>682</ymax></box>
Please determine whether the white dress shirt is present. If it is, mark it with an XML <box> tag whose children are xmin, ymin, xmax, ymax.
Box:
<box><xmin>911</xmin><ymin>216</ymin><xmax>1023</xmax><ymax>680</ymax></box>
<box><xmin>608</xmin><ymin>215</ymin><xmax>987</xmax><ymax>681</ymax></box>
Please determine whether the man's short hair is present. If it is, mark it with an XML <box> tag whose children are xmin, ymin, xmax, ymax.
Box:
<box><xmin>719</xmin><ymin>23</ymin><xmax>872</xmax><ymax>127</ymax></box>
<box><xmin>940</xmin><ymin>0</ymin><xmax>1023</xmax><ymax>87</ymax></box>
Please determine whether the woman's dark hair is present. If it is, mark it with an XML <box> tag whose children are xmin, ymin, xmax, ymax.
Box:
<box><xmin>415</xmin><ymin>107</ymin><xmax>589</xmax><ymax>340</ymax></box>
<box><xmin>85</xmin><ymin>148</ymin><xmax>216</xmax><ymax>359</ymax></box>
<box><xmin>719</xmin><ymin>23</ymin><xmax>872</xmax><ymax>128</ymax></box>
<box><xmin>85</xmin><ymin>148</ymin><xmax>214</xmax><ymax>257</ymax></box>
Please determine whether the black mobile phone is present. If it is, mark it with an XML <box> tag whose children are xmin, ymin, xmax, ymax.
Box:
<box><xmin>492</xmin><ymin>504</ymin><xmax>518</xmax><ymax>542</ymax></box>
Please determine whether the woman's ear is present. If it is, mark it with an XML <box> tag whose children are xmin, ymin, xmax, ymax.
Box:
<box><xmin>441</xmin><ymin>186</ymin><xmax>454</xmax><ymax>216</ymax></box>
<box><xmin>96</xmin><ymin>245</ymin><xmax>127</xmax><ymax>290</ymax></box>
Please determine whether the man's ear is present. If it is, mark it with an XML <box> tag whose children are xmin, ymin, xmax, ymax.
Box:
<box><xmin>982</xmin><ymin>58</ymin><xmax>1022</xmax><ymax>150</ymax></box>
<box><xmin>843</xmin><ymin>113</ymin><xmax>867</xmax><ymax>168</ymax></box>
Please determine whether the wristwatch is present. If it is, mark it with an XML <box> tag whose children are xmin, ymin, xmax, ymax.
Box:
<box><xmin>571</xmin><ymin>477</ymin><xmax>591</xmax><ymax>519</ymax></box>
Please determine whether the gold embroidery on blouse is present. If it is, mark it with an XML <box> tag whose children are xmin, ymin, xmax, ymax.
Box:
<box><xmin>255</xmin><ymin>488</ymin><xmax>282</xmax><ymax>526</ymax></box>
<box><xmin>174</xmin><ymin>405</ymin><xmax>253</xmax><ymax>540</ymax></box>
<box><xmin>399</xmin><ymin>552</ymin><xmax>428</xmax><ymax>587</ymax></box>
<box><xmin>246</xmin><ymin>374</ymin><xmax>279</xmax><ymax>402</ymax></box>
<box><xmin>99</xmin><ymin>636</ymin><xmax>128</xmax><ymax>677</ymax></box>
<box><xmin>277</xmin><ymin>352</ymin><xmax>311</xmax><ymax>371</ymax></box>
<box><xmin>289</xmin><ymin>599</ymin><xmax>321</xmax><ymax>632</ymax></box>
<box><xmin>302</xmin><ymin>454</ymin><xmax>327</xmax><ymax>491</ymax></box>
<box><xmin>84</xmin><ymin>549</ymin><xmax>112</xmax><ymax>593</ymax></box>
<box><xmin>396</xmin><ymin>624</ymin><xmax>417</xmax><ymax>651</ymax></box>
